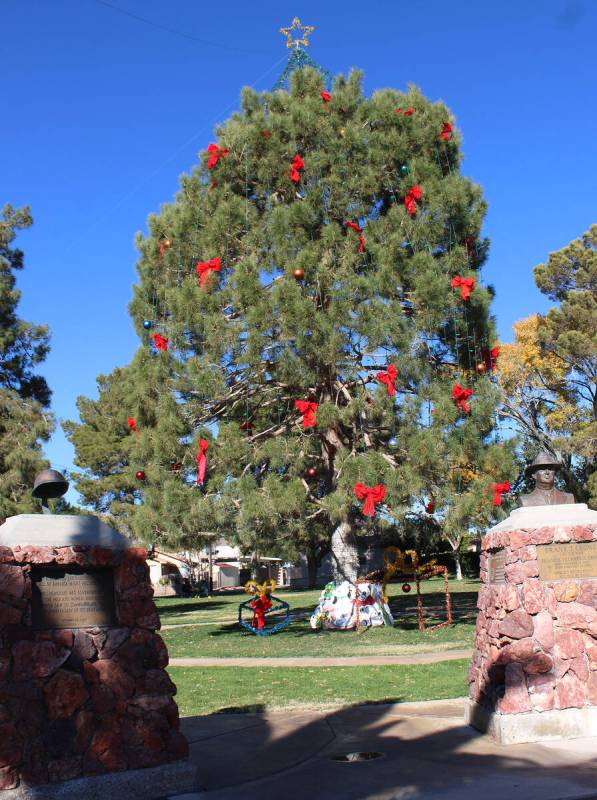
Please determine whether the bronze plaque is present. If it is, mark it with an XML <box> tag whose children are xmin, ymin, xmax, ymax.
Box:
<box><xmin>537</xmin><ymin>542</ymin><xmax>597</xmax><ymax>581</ymax></box>
<box><xmin>488</xmin><ymin>550</ymin><xmax>506</xmax><ymax>584</ymax></box>
<box><xmin>31</xmin><ymin>568</ymin><xmax>117</xmax><ymax>630</ymax></box>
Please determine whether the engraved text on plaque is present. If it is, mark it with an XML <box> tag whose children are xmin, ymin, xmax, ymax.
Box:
<box><xmin>537</xmin><ymin>542</ymin><xmax>597</xmax><ymax>582</ymax></box>
<box><xmin>488</xmin><ymin>550</ymin><xmax>506</xmax><ymax>584</ymax></box>
<box><xmin>31</xmin><ymin>568</ymin><xmax>117</xmax><ymax>630</ymax></box>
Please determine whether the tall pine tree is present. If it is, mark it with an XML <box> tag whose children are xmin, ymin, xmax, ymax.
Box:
<box><xmin>67</xmin><ymin>66</ymin><xmax>514</xmax><ymax>579</ymax></box>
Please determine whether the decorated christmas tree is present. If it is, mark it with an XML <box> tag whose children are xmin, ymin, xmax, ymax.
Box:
<box><xmin>67</xmin><ymin>23</ymin><xmax>515</xmax><ymax>581</ymax></box>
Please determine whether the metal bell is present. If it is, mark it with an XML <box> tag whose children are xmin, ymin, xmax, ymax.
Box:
<box><xmin>32</xmin><ymin>469</ymin><xmax>69</xmax><ymax>501</ymax></box>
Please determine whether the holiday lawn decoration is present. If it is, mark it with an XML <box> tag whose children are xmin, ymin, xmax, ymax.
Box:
<box><xmin>310</xmin><ymin>579</ymin><xmax>393</xmax><ymax>632</ymax></box>
<box><xmin>238</xmin><ymin>579</ymin><xmax>291</xmax><ymax>636</ymax></box>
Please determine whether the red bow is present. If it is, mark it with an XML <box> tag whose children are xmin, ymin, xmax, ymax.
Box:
<box><xmin>404</xmin><ymin>185</ymin><xmax>422</xmax><ymax>216</ymax></box>
<box><xmin>320</xmin><ymin>91</ymin><xmax>331</xmax><ymax>107</ymax></box>
<box><xmin>395</xmin><ymin>108</ymin><xmax>416</xmax><ymax>115</ymax></box>
<box><xmin>482</xmin><ymin>346</ymin><xmax>500</xmax><ymax>371</ymax></box>
<box><xmin>354</xmin><ymin>595</ymin><xmax>375</xmax><ymax>608</ymax></box>
<box><xmin>425</xmin><ymin>499</ymin><xmax>435</xmax><ymax>514</ymax></box>
<box><xmin>295</xmin><ymin>400</ymin><xmax>318</xmax><ymax>429</ymax></box>
<box><xmin>377</xmin><ymin>364</ymin><xmax>397</xmax><ymax>396</ymax></box>
<box><xmin>451</xmin><ymin>276</ymin><xmax>475</xmax><ymax>301</ymax></box>
<box><xmin>440</xmin><ymin>122</ymin><xmax>452</xmax><ymax>141</ymax></box>
<box><xmin>452</xmin><ymin>384</ymin><xmax>473</xmax><ymax>414</ymax></box>
<box><xmin>289</xmin><ymin>154</ymin><xmax>304</xmax><ymax>183</ymax></box>
<box><xmin>196</xmin><ymin>257</ymin><xmax>221</xmax><ymax>289</ymax></box>
<box><xmin>354</xmin><ymin>483</ymin><xmax>386</xmax><ymax>517</ymax></box>
<box><xmin>127</xmin><ymin>417</ymin><xmax>139</xmax><ymax>436</ymax></box>
<box><xmin>344</xmin><ymin>220</ymin><xmax>366</xmax><ymax>252</ymax></box>
<box><xmin>249</xmin><ymin>595</ymin><xmax>272</xmax><ymax>630</ymax></box>
<box><xmin>493</xmin><ymin>482</ymin><xmax>511</xmax><ymax>507</ymax></box>
<box><xmin>153</xmin><ymin>333</ymin><xmax>169</xmax><ymax>351</ymax></box>
<box><xmin>195</xmin><ymin>439</ymin><xmax>209</xmax><ymax>485</ymax></box>
<box><xmin>206</xmin><ymin>143</ymin><xmax>229</xmax><ymax>169</ymax></box>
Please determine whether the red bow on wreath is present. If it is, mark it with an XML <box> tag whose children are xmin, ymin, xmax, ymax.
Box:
<box><xmin>153</xmin><ymin>333</ymin><xmax>169</xmax><ymax>352</ymax></box>
<box><xmin>377</xmin><ymin>364</ymin><xmax>397</xmax><ymax>396</ymax></box>
<box><xmin>195</xmin><ymin>439</ymin><xmax>209</xmax><ymax>485</ymax></box>
<box><xmin>395</xmin><ymin>108</ymin><xmax>416</xmax><ymax>115</ymax></box>
<box><xmin>452</xmin><ymin>384</ymin><xmax>473</xmax><ymax>414</ymax></box>
<box><xmin>344</xmin><ymin>220</ymin><xmax>365</xmax><ymax>252</ymax></box>
<box><xmin>196</xmin><ymin>257</ymin><xmax>221</xmax><ymax>289</ymax></box>
<box><xmin>451</xmin><ymin>276</ymin><xmax>475</xmax><ymax>301</ymax></box>
<box><xmin>482</xmin><ymin>346</ymin><xmax>500</xmax><ymax>371</ymax></box>
<box><xmin>249</xmin><ymin>595</ymin><xmax>272</xmax><ymax>630</ymax></box>
<box><xmin>354</xmin><ymin>483</ymin><xmax>386</xmax><ymax>517</ymax></box>
<box><xmin>320</xmin><ymin>91</ymin><xmax>331</xmax><ymax>107</ymax></box>
<box><xmin>440</xmin><ymin>122</ymin><xmax>452</xmax><ymax>141</ymax></box>
<box><xmin>493</xmin><ymin>482</ymin><xmax>511</xmax><ymax>507</ymax></box>
<box><xmin>206</xmin><ymin>143</ymin><xmax>229</xmax><ymax>170</ymax></box>
<box><xmin>289</xmin><ymin>154</ymin><xmax>305</xmax><ymax>183</ymax></box>
<box><xmin>295</xmin><ymin>400</ymin><xmax>318</xmax><ymax>429</ymax></box>
<box><xmin>404</xmin><ymin>185</ymin><xmax>422</xmax><ymax>216</ymax></box>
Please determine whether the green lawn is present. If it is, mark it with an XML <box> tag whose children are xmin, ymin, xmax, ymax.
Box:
<box><xmin>157</xmin><ymin>578</ymin><xmax>479</xmax><ymax>659</ymax></box>
<box><xmin>169</xmin><ymin>661</ymin><xmax>469</xmax><ymax>716</ymax></box>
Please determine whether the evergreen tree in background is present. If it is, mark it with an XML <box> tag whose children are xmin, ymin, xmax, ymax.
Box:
<box><xmin>0</xmin><ymin>205</ymin><xmax>53</xmax><ymax>521</ymax></box>
<box><xmin>67</xmin><ymin>67</ymin><xmax>515</xmax><ymax>580</ymax></box>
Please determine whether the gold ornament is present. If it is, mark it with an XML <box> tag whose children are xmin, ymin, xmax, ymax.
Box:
<box><xmin>293</xmin><ymin>267</ymin><xmax>305</xmax><ymax>281</ymax></box>
<box><xmin>339</xmin><ymin>128</ymin><xmax>345</xmax><ymax>138</ymax></box>
<box><xmin>280</xmin><ymin>17</ymin><xmax>314</xmax><ymax>50</ymax></box>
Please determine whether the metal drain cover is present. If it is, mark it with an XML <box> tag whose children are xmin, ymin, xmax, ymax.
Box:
<box><xmin>330</xmin><ymin>752</ymin><xmax>384</xmax><ymax>762</ymax></box>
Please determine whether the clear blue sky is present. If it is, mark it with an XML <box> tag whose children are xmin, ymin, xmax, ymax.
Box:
<box><xmin>3</xmin><ymin>0</ymin><xmax>596</xmax><ymax>501</ymax></box>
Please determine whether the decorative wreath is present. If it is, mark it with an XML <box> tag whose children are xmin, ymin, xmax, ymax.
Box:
<box><xmin>238</xmin><ymin>579</ymin><xmax>291</xmax><ymax>636</ymax></box>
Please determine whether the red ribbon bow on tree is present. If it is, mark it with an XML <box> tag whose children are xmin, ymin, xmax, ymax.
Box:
<box><xmin>452</xmin><ymin>384</ymin><xmax>473</xmax><ymax>414</ymax></box>
<box><xmin>249</xmin><ymin>595</ymin><xmax>272</xmax><ymax>630</ymax></box>
<box><xmin>195</xmin><ymin>439</ymin><xmax>209</xmax><ymax>485</ymax></box>
<box><xmin>354</xmin><ymin>594</ymin><xmax>375</xmax><ymax>609</ymax></box>
<box><xmin>196</xmin><ymin>257</ymin><xmax>221</xmax><ymax>289</ymax></box>
<box><xmin>482</xmin><ymin>346</ymin><xmax>500</xmax><ymax>371</ymax></box>
<box><xmin>344</xmin><ymin>220</ymin><xmax>366</xmax><ymax>252</ymax></box>
<box><xmin>451</xmin><ymin>276</ymin><xmax>475</xmax><ymax>301</ymax></box>
<box><xmin>206</xmin><ymin>143</ymin><xmax>229</xmax><ymax>170</ymax></box>
<box><xmin>354</xmin><ymin>483</ymin><xmax>387</xmax><ymax>517</ymax></box>
<box><xmin>425</xmin><ymin>499</ymin><xmax>435</xmax><ymax>514</ymax></box>
<box><xmin>395</xmin><ymin>108</ymin><xmax>416</xmax><ymax>115</ymax></box>
<box><xmin>377</xmin><ymin>364</ymin><xmax>397</xmax><ymax>396</ymax></box>
<box><xmin>404</xmin><ymin>185</ymin><xmax>422</xmax><ymax>216</ymax></box>
<box><xmin>295</xmin><ymin>400</ymin><xmax>318</xmax><ymax>429</ymax></box>
<box><xmin>152</xmin><ymin>333</ymin><xmax>169</xmax><ymax>352</ymax></box>
<box><xmin>440</xmin><ymin>122</ymin><xmax>452</xmax><ymax>141</ymax></box>
<box><xmin>320</xmin><ymin>91</ymin><xmax>331</xmax><ymax>107</ymax></box>
<box><xmin>289</xmin><ymin>154</ymin><xmax>305</xmax><ymax>183</ymax></box>
<box><xmin>493</xmin><ymin>482</ymin><xmax>511</xmax><ymax>507</ymax></box>
<box><xmin>127</xmin><ymin>417</ymin><xmax>139</xmax><ymax>436</ymax></box>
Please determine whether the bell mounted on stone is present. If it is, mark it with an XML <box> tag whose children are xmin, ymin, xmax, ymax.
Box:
<box><xmin>32</xmin><ymin>469</ymin><xmax>69</xmax><ymax>510</ymax></box>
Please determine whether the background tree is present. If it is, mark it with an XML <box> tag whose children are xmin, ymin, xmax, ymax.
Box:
<box><xmin>67</xmin><ymin>67</ymin><xmax>515</xmax><ymax>580</ymax></box>
<box><xmin>0</xmin><ymin>205</ymin><xmax>53</xmax><ymax>522</ymax></box>
<box><xmin>498</xmin><ymin>226</ymin><xmax>596</xmax><ymax>505</ymax></box>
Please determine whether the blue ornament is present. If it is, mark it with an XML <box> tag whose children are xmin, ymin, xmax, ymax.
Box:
<box><xmin>143</xmin><ymin>320</ymin><xmax>152</xmax><ymax>330</ymax></box>
<box><xmin>400</xmin><ymin>164</ymin><xmax>409</xmax><ymax>176</ymax></box>
<box><xmin>388</xmin><ymin>436</ymin><xmax>399</xmax><ymax>448</ymax></box>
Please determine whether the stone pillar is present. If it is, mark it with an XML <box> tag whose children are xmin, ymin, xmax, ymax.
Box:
<box><xmin>0</xmin><ymin>514</ymin><xmax>195</xmax><ymax>796</ymax></box>
<box><xmin>465</xmin><ymin>504</ymin><xmax>597</xmax><ymax>744</ymax></box>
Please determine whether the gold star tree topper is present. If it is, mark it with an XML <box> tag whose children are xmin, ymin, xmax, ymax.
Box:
<box><xmin>280</xmin><ymin>17</ymin><xmax>315</xmax><ymax>49</ymax></box>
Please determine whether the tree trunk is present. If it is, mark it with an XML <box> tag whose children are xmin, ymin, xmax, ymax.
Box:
<box><xmin>306</xmin><ymin>551</ymin><xmax>319</xmax><ymax>589</ymax></box>
<box><xmin>453</xmin><ymin>551</ymin><xmax>463</xmax><ymax>581</ymax></box>
<box><xmin>330</xmin><ymin>519</ymin><xmax>359</xmax><ymax>583</ymax></box>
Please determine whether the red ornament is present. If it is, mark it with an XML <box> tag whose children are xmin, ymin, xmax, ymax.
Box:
<box><xmin>452</xmin><ymin>384</ymin><xmax>473</xmax><ymax>414</ymax></box>
<box><xmin>320</xmin><ymin>91</ymin><xmax>332</xmax><ymax>107</ymax></box>
<box><xmin>377</xmin><ymin>364</ymin><xmax>397</xmax><ymax>397</ymax></box>
<box><xmin>295</xmin><ymin>400</ymin><xmax>318</xmax><ymax>429</ymax></box>
<box><xmin>209</xmin><ymin>181</ymin><xmax>217</xmax><ymax>191</ymax></box>
<box><xmin>404</xmin><ymin>185</ymin><xmax>422</xmax><ymax>216</ymax></box>
<box><xmin>159</xmin><ymin>238</ymin><xmax>172</xmax><ymax>255</ymax></box>
<box><xmin>482</xmin><ymin>346</ymin><xmax>500</xmax><ymax>372</ymax></box>
<box><xmin>135</xmin><ymin>470</ymin><xmax>146</xmax><ymax>481</ymax></box>
<box><xmin>293</xmin><ymin>267</ymin><xmax>305</xmax><ymax>281</ymax></box>
<box><xmin>493</xmin><ymin>482</ymin><xmax>511</xmax><ymax>507</ymax></box>
<box><xmin>195</xmin><ymin>439</ymin><xmax>209</xmax><ymax>485</ymax></box>
<box><xmin>240</xmin><ymin>421</ymin><xmax>253</xmax><ymax>435</ymax></box>
<box><xmin>206</xmin><ymin>143</ymin><xmax>229</xmax><ymax>169</ymax></box>
<box><xmin>395</xmin><ymin>108</ymin><xmax>416</xmax><ymax>116</ymax></box>
<box><xmin>289</xmin><ymin>154</ymin><xmax>304</xmax><ymax>183</ymax></box>
<box><xmin>196</xmin><ymin>257</ymin><xmax>221</xmax><ymax>289</ymax></box>
<box><xmin>440</xmin><ymin>122</ymin><xmax>452</xmax><ymax>141</ymax></box>
<box><xmin>127</xmin><ymin>417</ymin><xmax>138</xmax><ymax>433</ymax></box>
<box><xmin>402</xmin><ymin>583</ymin><xmax>411</xmax><ymax>593</ymax></box>
<box><xmin>306</xmin><ymin>466</ymin><xmax>318</xmax><ymax>479</ymax></box>
<box><xmin>152</xmin><ymin>333</ymin><xmax>169</xmax><ymax>352</ymax></box>
<box><xmin>425</xmin><ymin>499</ymin><xmax>435</xmax><ymax>514</ymax></box>
<box><xmin>353</xmin><ymin>483</ymin><xmax>386</xmax><ymax>517</ymax></box>
<box><xmin>261</xmin><ymin>130</ymin><xmax>272</xmax><ymax>139</ymax></box>
<box><xmin>451</xmin><ymin>276</ymin><xmax>475</xmax><ymax>301</ymax></box>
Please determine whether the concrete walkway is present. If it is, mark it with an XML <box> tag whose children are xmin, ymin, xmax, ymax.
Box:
<box><xmin>169</xmin><ymin>649</ymin><xmax>473</xmax><ymax>668</ymax></box>
<box><xmin>165</xmin><ymin>698</ymin><xmax>597</xmax><ymax>800</ymax></box>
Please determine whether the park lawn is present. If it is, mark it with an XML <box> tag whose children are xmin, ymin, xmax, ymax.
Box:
<box><xmin>157</xmin><ymin>578</ymin><xmax>479</xmax><ymax>659</ymax></box>
<box><xmin>168</xmin><ymin>660</ymin><xmax>469</xmax><ymax>716</ymax></box>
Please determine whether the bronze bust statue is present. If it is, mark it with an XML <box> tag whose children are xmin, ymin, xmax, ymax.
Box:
<box><xmin>518</xmin><ymin>451</ymin><xmax>575</xmax><ymax>507</ymax></box>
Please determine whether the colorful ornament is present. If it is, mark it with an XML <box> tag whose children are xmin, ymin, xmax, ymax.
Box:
<box><xmin>387</xmin><ymin>436</ymin><xmax>399</xmax><ymax>448</ymax></box>
<box><xmin>377</xmin><ymin>363</ymin><xmax>397</xmax><ymax>397</ymax></box>
<box><xmin>306</xmin><ymin>466</ymin><xmax>318</xmax><ymax>479</ymax></box>
<box><xmin>475</xmin><ymin>362</ymin><xmax>486</xmax><ymax>373</ymax></box>
<box><xmin>295</xmin><ymin>400</ymin><xmax>318</xmax><ymax>429</ymax></box>
<box><xmin>353</xmin><ymin>483</ymin><xmax>386</xmax><ymax>517</ymax></box>
<box><xmin>159</xmin><ymin>238</ymin><xmax>172</xmax><ymax>255</ymax></box>
<box><xmin>196</xmin><ymin>257</ymin><xmax>221</xmax><ymax>289</ymax></box>
<box><xmin>240</xmin><ymin>421</ymin><xmax>253</xmax><ymax>435</ymax></box>
<box><xmin>451</xmin><ymin>276</ymin><xmax>475</xmax><ymax>301</ymax></box>
<box><xmin>206</xmin><ymin>143</ymin><xmax>229</xmax><ymax>170</ymax></box>
<box><xmin>395</xmin><ymin>108</ymin><xmax>416</xmax><ymax>116</ymax></box>
<box><xmin>440</xmin><ymin>122</ymin><xmax>452</xmax><ymax>141</ymax></box>
<box><xmin>320</xmin><ymin>91</ymin><xmax>331</xmax><ymax>107</ymax></box>
<box><xmin>400</xmin><ymin>163</ymin><xmax>409</xmax><ymax>175</ymax></box>
<box><xmin>338</xmin><ymin>128</ymin><xmax>346</xmax><ymax>138</ymax></box>
<box><xmin>135</xmin><ymin>470</ymin><xmax>146</xmax><ymax>481</ymax></box>
<box><xmin>289</xmin><ymin>154</ymin><xmax>304</xmax><ymax>183</ymax></box>
<box><xmin>261</xmin><ymin>129</ymin><xmax>272</xmax><ymax>139</ymax></box>
<box><xmin>152</xmin><ymin>333</ymin><xmax>169</xmax><ymax>352</ymax></box>
<box><xmin>293</xmin><ymin>267</ymin><xmax>305</xmax><ymax>281</ymax></box>
<box><xmin>402</xmin><ymin>583</ymin><xmax>411</xmax><ymax>593</ymax></box>
<box><xmin>143</xmin><ymin>319</ymin><xmax>152</xmax><ymax>330</ymax></box>
<box><xmin>482</xmin><ymin>346</ymin><xmax>500</xmax><ymax>372</ymax></box>
<box><xmin>239</xmin><ymin>579</ymin><xmax>291</xmax><ymax>636</ymax></box>
<box><xmin>425</xmin><ymin>499</ymin><xmax>435</xmax><ymax>514</ymax></box>
<box><xmin>279</xmin><ymin>17</ymin><xmax>315</xmax><ymax>50</ymax></box>
<box><xmin>404</xmin><ymin>185</ymin><xmax>422</xmax><ymax>216</ymax></box>
<box><xmin>452</xmin><ymin>384</ymin><xmax>473</xmax><ymax>414</ymax></box>
<box><xmin>127</xmin><ymin>417</ymin><xmax>139</xmax><ymax>436</ymax></box>
<box><xmin>493</xmin><ymin>482</ymin><xmax>511</xmax><ymax>507</ymax></box>
<box><xmin>195</xmin><ymin>439</ymin><xmax>209</xmax><ymax>485</ymax></box>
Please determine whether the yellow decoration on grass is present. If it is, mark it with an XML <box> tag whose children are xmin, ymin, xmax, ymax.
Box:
<box><xmin>244</xmin><ymin>579</ymin><xmax>276</xmax><ymax>598</ymax></box>
<box><xmin>280</xmin><ymin>17</ymin><xmax>315</xmax><ymax>50</ymax></box>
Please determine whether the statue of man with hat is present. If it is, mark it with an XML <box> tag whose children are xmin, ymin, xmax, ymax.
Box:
<box><xmin>519</xmin><ymin>450</ymin><xmax>576</xmax><ymax>507</ymax></box>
